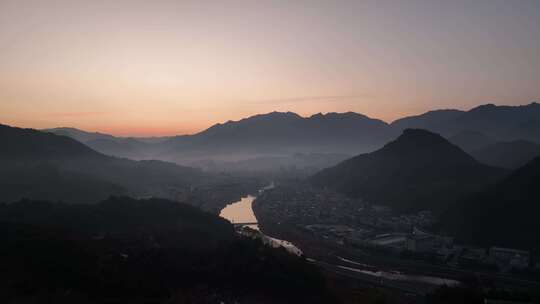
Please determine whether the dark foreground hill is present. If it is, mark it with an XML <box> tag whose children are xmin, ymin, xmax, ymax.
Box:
<box><xmin>442</xmin><ymin>155</ymin><xmax>540</xmax><ymax>251</ymax></box>
<box><xmin>0</xmin><ymin>196</ymin><xmax>336</xmax><ymax>303</ymax></box>
<box><xmin>0</xmin><ymin>124</ymin><xmax>202</xmax><ymax>203</ymax></box>
<box><xmin>311</xmin><ymin>129</ymin><xmax>506</xmax><ymax>213</ymax></box>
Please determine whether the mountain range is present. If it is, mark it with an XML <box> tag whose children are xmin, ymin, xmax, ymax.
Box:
<box><xmin>44</xmin><ymin>102</ymin><xmax>540</xmax><ymax>172</ymax></box>
<box><xmin>42</xmin><ymin>127</ymin><xmax>161</xmax><ymax>159</ymax></box>
<box><xmin>392</xmin><ymin>102</ymin><xmax>540</xmax><ymax>142</ymax></box>
<box><xmin>163</xmin><ymin>111</ymin><xmax>391</xmax><ymax>154</ymax></box>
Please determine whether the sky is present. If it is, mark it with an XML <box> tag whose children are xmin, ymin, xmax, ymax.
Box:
<box><xmin>1</xmin><ymin>0</ymin><xmax>539</xmax><ymax>136</ymax></box>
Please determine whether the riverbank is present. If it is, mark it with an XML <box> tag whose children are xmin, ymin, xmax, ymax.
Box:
<box><xmin>218</xmin><ymin>184</ymin><xmax>303</xmax><ymax>256</ymax></box>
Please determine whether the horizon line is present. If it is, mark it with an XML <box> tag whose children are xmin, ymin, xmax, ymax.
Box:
<box><xmin>6</xmin><ymin>100</ymin><xmax>539</xmax><ymax>138</ymax></box>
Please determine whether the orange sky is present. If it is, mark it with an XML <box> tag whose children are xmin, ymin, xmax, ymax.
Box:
<box><xmin>1</xmin><ymin>0</ymin><xmax>540</xmax><ymax>136</ymax></box>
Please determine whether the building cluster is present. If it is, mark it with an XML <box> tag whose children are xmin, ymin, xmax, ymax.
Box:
<box><xmin>255</xmin><ymin>185</ymin><xmax>536</xmax><ymax>273</ymax></box>
<box><xmin>255</xmin><ymin>186</ymin><xmax>435</xmax><ymax>231</ymax></box>
<box><xmin>458</xmin><ymin>246</ymin><xmax>532</xmax><ymax>272</ymax></box>
<box><xmin>406</xmin><ymin>228</ymin><xmax>454</xmax><ymax>254</ymax></box>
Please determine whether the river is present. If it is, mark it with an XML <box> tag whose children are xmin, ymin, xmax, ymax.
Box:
<box><xmin>219</xmin><ymin>195</ymin><xmax>259</xmax><ymax>230</ymax></box>
<box><xmin>219</xmin><ymin>184</ymin><xmax>303</xmax><ymax>256</ymax></box>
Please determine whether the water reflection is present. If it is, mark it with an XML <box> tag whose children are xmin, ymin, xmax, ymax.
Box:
<box><xmin>219</xmin><ymin>186</ymin><xmax>302</xmax><ymax>256</ymax></box>
<box><xmin>219</xmin><ymin>195</ymin><xmax>258</xmax><ymax>228</ymax></box>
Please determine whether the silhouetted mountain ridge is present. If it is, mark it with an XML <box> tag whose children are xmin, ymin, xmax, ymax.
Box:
<box><xmin>43</xmin><ymin>102</ymin><xmax>540</xmax><ymax>171</ymax></box>
<box><xmin>1</xmin><ymin>124</ymin><xmax>105</xmax><ymax>161</ymax></box>
<box><xmin>44</xmin><ymin>127</ymin><xmax>155</xmax><ymax>159</ymax></box>
<box><xmin>393</xmin><ymin>102</ymin><xmax>540</xmax><ymax>142</ymax></box>
<box><xmin>311</xmin><ymin>129</ymin><xmax>506</xmax><ymax>213</ymax></box>
<box><xmin>155</xmin><ymin>111</ymin><xmax>393</xmax><ymax>167</ymax></box>
<box><xmin>44</xmin><ymin>127</ymin><xmax>117</xmax><ymax>143</ymax></box>
<box><xmin>391</xmin><ymin>109</ymin><xmax>464</xmax><ymax>130</ymax></box>
<box><xmin>0</xmin><ymin>124</ymin><xmax>202</xmax><ymax>203</ymax></box>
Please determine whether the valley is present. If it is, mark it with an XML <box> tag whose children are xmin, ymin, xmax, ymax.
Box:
<box><xmin>3</xmin><ymin>3</ymin><xmax>540</xmax><ymax>302</ymax></box>
<box><xmin>2</xmin><ymin>102</ymin><xmax>540</xmax><ymax>303</ymax></box>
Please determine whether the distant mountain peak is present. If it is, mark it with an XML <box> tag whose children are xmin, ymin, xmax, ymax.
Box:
<box><xmin>45</xmin><ymin>127</ymin><xmax>109</xmax><ymax>135</ymax></box>
<box><xmin>380</xmin><ymin>129</ymin><xmax>484</xmax><ymax>165</ymax></box>
<box><xmin>521</xmin><ymin>101</ymin><xmax>540</xmax><ymax>107</ymax></box>
<box><xmin>477</xmin><ymin>103</ymin><xmax>496</xmax><ymax>108</ymax></box>
<box><xmin>258</xmin><ymin>111</ymin><xmax>302</xmax><ymax>118</ymax></box>
<box><xmin>468</xmin><ymin>103</ymin><xmax>498</xmax><ymax>112</ymax></box>
<box><xmin>468</xmin><ymin>102</ymin><xmax>540</xmax><ymax>113</ymax></box>
<box><xmin>401</xmin><ymin>128</ymin><xmax>443</xmax><ymax>138</ymax></box>
<box><xmin>43</xmin><ymin>127</ymin><xmax>117</xmax><ymax>143</ymax></box>
<box><xmin>389</xmin><ymin>128</ymin><xmax>453</xmax><ymax>149</ymax></box>
<box><xmin>377</xmin><ymin>128</ymin><xmax>480</xmax><ymax>166</ymax></box>
<box><xmin>309</xmin><ymin>111</ymin><xmax>372</xmax><ymax>120</ymax></box>
<box><xmin>232</xmin><ymin>111</ymin><xmax>303</xmax><ymax>123</ymax></box>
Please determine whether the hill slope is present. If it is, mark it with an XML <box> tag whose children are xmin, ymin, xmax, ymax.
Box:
<box><xmin>391</xmin><ymin>109</ymin><xmax>464</xmax><ymax>131</ymax></box>
<box><xmin>0</xmin><ymin>197</ymin><xmax>334</xmax><ymax>303</ymax></box>
<box><xmin>311</xmin><ymin>129</ymin><xmax>506</xmax><ymax>213</ymax></box>
<box><xmin>44</xmin><ymin>127</ymin><xmax>153</xmax><ymax>159</ymax></box>
<box><xmin>44</xmin><ymin>127</ymin><xmax>117</xmax><ymax>142</ymax></box>
<box><xmin>442</xmin><ymin>155</ymin><xmax>540</xmax><ymax>250</ymax></box>
<box><xmin>0</xmin><ymin>124</ymin><xmax>202</xmax><ymax>203</ymax></box>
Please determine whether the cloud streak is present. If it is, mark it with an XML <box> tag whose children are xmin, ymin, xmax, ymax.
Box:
<box><xmin>45</xmin><ymin>111</ymin><xmax>109</xmax><ymax>118</ymax></box>
<box><xmin>245</xmin><ymin>95</ymin><xmax>371</xmax><ymax>104</ymax></box>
